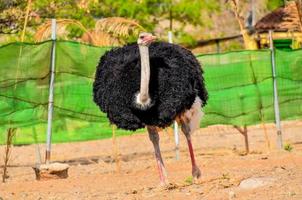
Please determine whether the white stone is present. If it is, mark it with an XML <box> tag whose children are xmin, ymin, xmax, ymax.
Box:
<box><xmin>38</xmin><ymin>163</ymin><xmax>69</xmax><ymax>171</ymax></box>
<box><xmin>239</xmin><ymin>177</ymin><xmax>275</xmax><ymax>189</ymax></box>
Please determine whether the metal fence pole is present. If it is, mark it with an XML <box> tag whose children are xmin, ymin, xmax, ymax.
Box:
<box><xmin>269</xmin><ymin>30</ymin><xmax>283</xmax><ymax>149</ymax></box>
<box><xmin>173</xmin><ymin>121</ymin><xmax>180</xmax><ymax>160</ymax></box>
<box><xmin>168</xmin><ymin>31</ymin><xmax>173</xmax><ymax>44</ymax></box>
<box><xmin>168</xmin><ymin>31</ymin><xmax>180</xmax><ymax>160</ymax></box>
<box><xmin>45</xmin><ymin>19</ymin><xmax>57</xmax><ymax>164</ymax></box>
<box><xmin>215</xmin><ymin>40</ymin><xmax>220</xmax><ymax>53</ymax></box>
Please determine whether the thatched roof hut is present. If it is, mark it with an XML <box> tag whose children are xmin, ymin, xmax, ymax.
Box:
<box><xmin>255</xmin><ymin>1</ymin><xmax>302</xmax><ymax>32</ymax></box>
<box><xmin>254</xmin><ymin>1</ymin><xmax>302</xmax><ymax>49</ymax></box>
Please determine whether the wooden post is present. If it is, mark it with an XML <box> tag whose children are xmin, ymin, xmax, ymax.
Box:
<box><xmin>247</xmin><ymin>53</ymin><xmax>271</xmax><ymax>152</ymax></box>
<box><xmin>216</xmin><ymin>40</ymin><xmax>220</xmax><ymax>53</ymax></box>
<box><xmin>2</xmin><ymin>128</ymin><xmax>16</xmax><ymax>183</ymax></box>
<box><xmin>234</xmin><ymin>125</ymin><xmax>249</xmax><ymax>154</ymax></box>
<box><xmin>260</xmin><ymin>121</ymin><xmax>271</xmax><ymax>151</ymax></box>
<box><xmin>32</xmin><ymin>126</ymin><xmax>42</xmax><ymax>167</ymax></box>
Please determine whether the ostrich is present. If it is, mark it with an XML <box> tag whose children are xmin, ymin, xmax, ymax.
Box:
<box><xmin>93</xmin><ymin>32</ymin><xmax>208</xmax><ymax>185</ymax></box>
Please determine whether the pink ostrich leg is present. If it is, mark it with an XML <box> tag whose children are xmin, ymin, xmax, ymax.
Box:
<box><xmin>147</xmin><ymin>126</ymin><xmax>168</xmax><ymax>185</ymax></box>
<box><xmin>180</xmin><ymin>122</ymin><xmax>201</xmax><ymax>179</ymax></box>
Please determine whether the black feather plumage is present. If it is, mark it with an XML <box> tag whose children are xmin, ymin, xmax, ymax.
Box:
<box><xmin>93</xmin><ymin>42</ymin><xmax>208</xmax><ymax>131</ymax></box>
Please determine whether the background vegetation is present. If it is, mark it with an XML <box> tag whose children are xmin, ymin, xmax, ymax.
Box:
<box><xmin>0</xmin><ymin>0</ymin><xmax>287</xmax><ymax>51</ymax></box>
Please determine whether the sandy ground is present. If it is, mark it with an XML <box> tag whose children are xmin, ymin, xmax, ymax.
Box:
<box><xmin>1</xmin><ymin>121</ymin><xmax>302</xmax><ymax>200</ymax></box>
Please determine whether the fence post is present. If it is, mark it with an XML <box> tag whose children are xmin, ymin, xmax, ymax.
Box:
<box><xmin>269</xmin><ymin>30</ymin><xmax>283</xmax><ymax>149</ymax></box>
<box><xmin>173</xmin><ymin>121</ymin><xmax>180</xmax><ymax>160</ymax></box>
<box><xmin>168</xmin><ymin>31</ymin><xmax>180</xmax><ymax>160</ymax></box>
<box><xmin>215</xmin><ymin>40</ymin><xmax>220</xmax><ymax>53</ymax></box>
<box><xmin>45</xmin><ymin>19</ymin><xmax>57</xmax><ymax>164</ymax></box>
<box><xmin>168</xmin><ymin>31</ymin><xmax>173</xmax><ymax>44</ymax></box>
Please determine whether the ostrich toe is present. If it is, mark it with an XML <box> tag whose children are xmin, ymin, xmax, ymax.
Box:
<box><xmin>192</xmin><ymin>165</ymin><xmax>201</xmax><ymax>180</ymax></box>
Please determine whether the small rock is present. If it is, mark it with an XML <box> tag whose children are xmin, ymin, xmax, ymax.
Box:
<box><xmin>288</xmin><ymin>191</ymin><xmax>296</xmax><ymax>197</ymax></box>
<box><xmin>165</xmin><ymin>183</ymin><xmax>178</xmax><ymax>190</ymax></box>
<box><xmin>274</xmin><ymin>166</ymin><xmax>286</xmax><ymax>173</ymax></box>
<box><xmin>239</xmin><ymin>177</ymin><xmax>275</xmax><ymax>189</ymax></box>
<box><xmin>229</xmin><ymin>191</ymin><xmax>236</xmax><ymax>199</ymax></box>
<box><xmin>33</xmin><ymin>162</ymin><xmax>69</xmax><ymax>180</ymax></box>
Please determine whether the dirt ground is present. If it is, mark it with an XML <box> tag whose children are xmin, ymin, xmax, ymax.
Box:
<box><xmin>1</xmin><ymin>121</ymin><xmax>302</xmax><ymax>200</ymax></box>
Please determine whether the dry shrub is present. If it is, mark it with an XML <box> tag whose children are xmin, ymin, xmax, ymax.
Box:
<box><xmin>2</xmin><ymin>128</ymin><xmax>16</xmax><ymax>183</ymax></box>
<box><xmin>35</xmin><ymin>17</ymin><xmax>145</xmax><ymax>46</ymax></box>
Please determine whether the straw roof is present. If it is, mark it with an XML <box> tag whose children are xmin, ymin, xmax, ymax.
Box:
<box><xmin>255</xmin><ymin>1</ymin><xmax>302</xmax><ymax>33</ymax></box>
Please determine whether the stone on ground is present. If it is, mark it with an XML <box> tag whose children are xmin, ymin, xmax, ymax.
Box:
<box><xmin>33</xmin><ymin>162</ymin><xmax>70</xmax><ymax>180</ymax></box>
<box><xmin>239</xmin><ymin>177</ymin><xmax>275</xmax><ymax>189</ymax></box>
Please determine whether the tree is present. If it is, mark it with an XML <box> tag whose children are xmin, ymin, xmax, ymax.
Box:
<box><xmin>88</xmin><ymin>0</ymin><xmax>220</xmax><ymax>44</ymax></box>
<box><xmin>0</xmin><ymin>0</ymin><xmax>26</xmax><ymax>34</ymax></box>
<box><xmin>227</xmin><ymin>0</ymin><xmax>258</xmax><ymax>50</ymax></box>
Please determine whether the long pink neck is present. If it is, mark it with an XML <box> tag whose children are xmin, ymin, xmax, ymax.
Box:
<box><xmin>138</xmin><ymin>45</ymin><xmax>151</xmax><ymax>103</ymax></box>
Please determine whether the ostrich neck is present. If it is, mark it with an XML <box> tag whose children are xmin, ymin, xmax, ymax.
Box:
<box><xmin>138</xmin><ymin>45</ymin><xmax>151</xmax><ymax>103</ymax></box>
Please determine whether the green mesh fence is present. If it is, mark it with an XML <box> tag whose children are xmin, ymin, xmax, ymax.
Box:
<box><xmin>0</xmin><ymin>41</ymin><xmax>302</xmax><ymax>144</ymax></box>
<box><xmin>197</xmin><ymin>50</ymin><xmax>275</xmax><ymax>126</ymax></box>
<box><xmin>275</xmin><ymin>49</ymin><xmax>302</xmax><ymax>120</ymax></box>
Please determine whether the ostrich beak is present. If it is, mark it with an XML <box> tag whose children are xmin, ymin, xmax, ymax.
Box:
<box><xmin>150</xmin><ymin>35</ymin><xmax>157</xmax><ymax>41</ymax></box>
<box><xmin>144</xmin><ymin>35</ymin><xmax>157</xmax><ymax>44</ymax></box>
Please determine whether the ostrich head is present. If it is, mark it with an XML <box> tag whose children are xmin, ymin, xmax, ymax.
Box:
<box><xmin>137</xmin><ymin>32</ymin><xmax>156</xmax><ymax>46</ymax></box>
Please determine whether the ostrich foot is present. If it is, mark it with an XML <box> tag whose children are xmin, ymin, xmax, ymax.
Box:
<box><xmin>159</xmin><ymin>178</ymin><xmax>169</xmax><ymax>186</ymax></box>
<box><xmin>192</xmin><ymin>165</ymin><xmax>201</xmax><ymax>180</ymax></box>
<box><xmin>159</xmin><ymin>179</ymin><xmax>169</xmax><ymax>187</ymax></box>
<box><xmin>156</xmin><ymin>160</ymin><xmax>169</xmax><ymax>186</ymax></box>
<box><xmin>152</xmin><ymin>182</ymin><xmax>175</xmax><ymax>193</ymax></box>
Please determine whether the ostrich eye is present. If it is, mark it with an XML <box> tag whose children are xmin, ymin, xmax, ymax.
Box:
<box><xmin>140</xmin><ymin>36</ymin><xmax>144</xmax><ymax>39</ymax></box>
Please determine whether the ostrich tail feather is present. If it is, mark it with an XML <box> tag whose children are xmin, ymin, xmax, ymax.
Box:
<box><xmin>133</xmin><ymin>92</ymin><xmax>154</xmax><ymax>110</ymax></box>
<box><xmin>182</xmin><ymin>97</ymin><xmax>204</xmax><ymax>133</ymax></box>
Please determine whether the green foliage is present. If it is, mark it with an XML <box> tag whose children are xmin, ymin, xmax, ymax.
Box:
<box><xmin>66</xmin><ymin>24</ymin><xmax>85</xmax><ymax>39</ymax></box>
<box><xmin>184</xmin><ymin>176</ymin><xmax>193</xmax><ymax>184</ymax></box>
<box><xmin>0</xmin><ymin>0</ymin><xmax>25</xmax><ymax>11</ymax></box>
<box><xmin>227</xmin><ymin>40</ymin><xmax>244</xmax><ymax>51</ymax></box>
<box><xmin>171</xmin><ymin>0</ymin><xmax>219</xmax><ymax>26</ymax></box>
<box><xmin>267</xmin><ymin>0</ymin><xmax>284</xmax><ymax>10</ymax></box>
<box><xmin>33</xmin><ymin>0</ymin><xmax>80</xmax><ymax>18</ymax></box>
<box><xmin>0</xmin><ymin>0</ymin><xmax>221</xmax><ymax>44</ymax></box>
<box><xmin>292</xmin><ymin>39</ymin><xmax>302</xmax><ymax>49</ymax></box>
<box><xmin>0</xmin><ymin>0</ymin><xmax>26</xmax><ymax>34</ymax></box>
<box><xmin>0</xmin><ymin>7</ymin><xmax>24</xmax><ymax>34</ymax></box>
<box><xmin>89</xmin><ymin>0</ymin><xmax>151</xmax><ymax>28</ymax></box>
<box><xmin>89</xmin><ymin>0</ymin><xmax>206</xmax><ymax>29</ymax></box>
<box><xmin>177</xmin><ymin>32</ymin><xmax>197</xmax><ymax>46</ymax></box>
<box><xmin>88</xmin><ymin>0</ymin><xmax>220</xmax><ymax>40</ymax></box>
<box><xmin>32</xmin><ymin>0</ymin><xmax>95</xmax><ymax>32</ymax></box>
<box><xmin>284</xmin><ymin>143</ymin><xmax>293</xmax><ymax>152</ymax></box>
